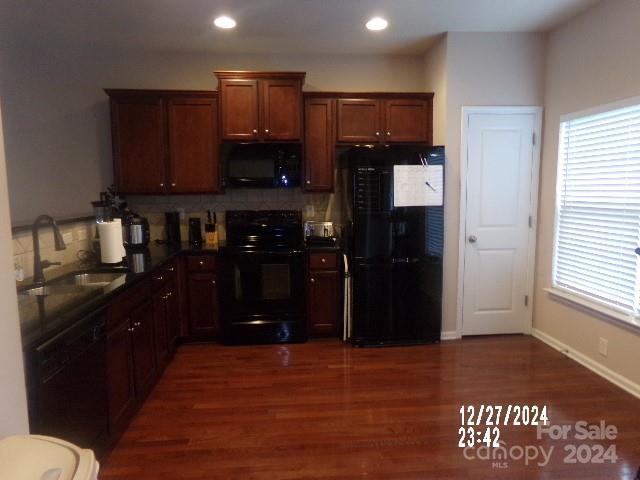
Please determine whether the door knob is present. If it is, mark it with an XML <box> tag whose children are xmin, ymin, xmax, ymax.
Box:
<box><xmin>310</xmin><ymin>278</ymin><xmax>315</xmax><ymax>283</ymax></box>
<box><xmin>468</xmin><ymin>235</ymin><xmax>477</xmax><ymax>243</ymax></box>
<box><xmin>265</xmin><ymin>129</ymin><xmax>269</xmax><ymax>134</ymax></box>
<box><xmin>160</xmin><ymin>183</ymin><xmax>164</xmax><ymax>188</ymax></box>
<box><xmin>306</xmin><ymin>180</ymin><xmax>311</xmax><ymax>185</ymax></box>
<box><xmin>375</xmin><ymin>131</ymin><xmax>380</xmax><ymax>136</ymax></box>
<box><xmin>252</xmin><ymin>129</ymin><xmax>258</xmax><ymax>134</ymax></box>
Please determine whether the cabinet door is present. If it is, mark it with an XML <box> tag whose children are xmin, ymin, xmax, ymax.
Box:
<box><xmin>106</xmin><ymin>318</ymin><xmax>136</xmax><ymax>437</ymax></box>
<box><xmin>336</xmin><ymin>99</ymin><xmax>381</xmax><ymax>143</ymax></box>
<box><xmin>131</xmin><ymin>301</ymin><xmax>157</xmax><ymax>398</ymax></box>
<box><xmin>261</xmin><ymin>79</ymin><xmax>302</xmax><ymax>140</ymax></box>
<box><xmin>188</xmin><ymin>273</ymin><xmax>219</xmax><ymax>336</ymax></box>
<box><xmin>304</xmin><ymin>98</ymin><xmax>335</xmax><ymax>192</ymax></box>
<box><xmin>153</xmin><ymin>286</ymin><xmax>170</xmax><ymax>368</ymax></box>
<box><xmin>384</xmin><ymin>99</ymin><xmax>432</xmax><ymax>143</ymax></box>
<box><xmin>219</xmin><ymin>79</ymin><xmax>259</xmax><ymax>140</ymax></box>
<box><xmin>308</xmin><ymin>270</ymin><xmax>340</xmax><ymax>336</ymax></box>
<box><xmin>167</xmin><ymin>97</ymin><xmax>220</xmax><ymax>193</ymax></box>
<box><xmin>165</xmin><ymin>279</ymin><xmax>180</xmax><ymax>351</ymax></box>
<box><xmin>110</xmin><ymin>95</ymin><xmax>167</xmax><ymax>194</ymax></box>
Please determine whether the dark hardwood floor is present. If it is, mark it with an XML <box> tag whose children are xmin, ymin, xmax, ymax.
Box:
<box><xmin>101</xmin><ymin>336</ymin><xmax>640</xmax><ymax>479</ymax></box>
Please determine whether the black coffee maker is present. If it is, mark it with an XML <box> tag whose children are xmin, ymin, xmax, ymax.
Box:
<box><xmin>165</xmin><ymin>212</ymin><xmax>181</xmax><ymax>246</ymax></box>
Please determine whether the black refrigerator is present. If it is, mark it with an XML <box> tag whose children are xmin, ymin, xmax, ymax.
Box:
<box><xmin>343</xmin><ymin>145</ymin><xmax>444</xmax><ymax>346</ymax></box>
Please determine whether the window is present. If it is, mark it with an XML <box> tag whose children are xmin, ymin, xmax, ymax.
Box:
<box><xmin>553</xmin><ymin>99</ymin><xmax>640</xmax><ymax>317</ymax></box>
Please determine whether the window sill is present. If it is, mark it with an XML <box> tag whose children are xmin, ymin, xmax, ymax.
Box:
<box><xmin>545</xmin><ymin>287</ymin><xmax>640</xmax><ymax>333</ymax></box>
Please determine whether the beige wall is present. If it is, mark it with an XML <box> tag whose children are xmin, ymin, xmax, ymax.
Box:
<box><xmin>0</xmin><ymin>101</ymin><xmax>29</xmax><ymax>436</ymax></box>
<box><xmin>423</xmin><ymin>35</ymin><xmax>447</xmax><ymax>146</ymax></box>
<box><xmin>0</xmin><ymin>46</ymin><xmax>425</xmax><ymax>225</ymax></box>
<box><xmin>423</xmin><ymin>32</ymin><xmax>545</xmax><ymax>334</ymax></box>
<box><xmin>534</xmin><ymin>0</ymin><xmax>640</xmax><ymax>386</ymax></box>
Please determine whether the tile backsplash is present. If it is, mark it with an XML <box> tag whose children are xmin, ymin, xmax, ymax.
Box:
<box><xmin>12</xmin><ymin>188</ymin><xmax>340</xmax><ymax>282</ymax></box>
<box><xmin>127</xmin><ymin>189</ymin><xmax>336</xmax><ymax>243</ymax></box>
<box><xmin>13</xmin><ymin>220</ymin><xmax>96</xmax><ymax>283</ymax></box>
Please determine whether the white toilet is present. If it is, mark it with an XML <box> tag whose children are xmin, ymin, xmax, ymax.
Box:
<box><xmin>0</xmin><ymin>435</ymin><xmax>99</xmax><ymax>480</ymax></box>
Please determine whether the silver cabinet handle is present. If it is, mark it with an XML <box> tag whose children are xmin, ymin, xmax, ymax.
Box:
<box><xmin>154</xmin><ymin>275</ymin><xmax>163</xmax><ymax>281</ymax></box>
<box><xmin>171</xmin><ymin>182</ymin><xmax>176</xmax><ymax>187</ymax></box>
<box><xmin>306</xmin><ymin>180</ymin><xmax>311</xmax><ymax>185</ymax></box>
<box><xmin>166</xmin><ymin>267</ymin><xmax>175</xmax><ymax>272</ymax></box>
<box><xmin>199</xmin><ymin>261</ymin><xmax>204</xmax><ymax>265</ymax></box>
<box><xmin>386</xmin><ymin>131</ymin><xmax>391</xmax><ymax>136</ymax></box>
<box><xmin>211</xmin><ymin>280</ymin><xmax>216</xmax><ymax>285</ymax></box>
<box><xmin>265</xmin><ymin>129</ymin><xmax>269</xmax><ymax>133</ymax></box>
<box><xmin>252</xmin><ymin>129</ymin><xmax>258</xmax><ymax>134</ymax></box>
<box><xmin>128</xmin><ymin>327</ymin><xmax>134</xmax><ymax>333</ymax></box>
<box><xmin>160</xmin><ymin>183</ymin><xmax>164</xmax><ymax>187</ymax></box>
<box><xmin>375</xmin><ymin>131</ymin><xmax>380</xmax><ymax>136</ymax></box>
<box><xmin>134</xmin><ymin>321</ymin><xmax>141</xmax><ymax>328</ymax></box>
<box><xmin>321</xmin><ymin>258</ymin><xmax>326</xmax><ymax>263</ymax></box>
<box><xmin>468</xmin><ymin>235</ymin><xmax>477</xmax><ymax>243</ymax></box>
<box><xmin>310</xmin><ymin>278</ymin><xmax>315</xmax><ymax>283</ymax></box>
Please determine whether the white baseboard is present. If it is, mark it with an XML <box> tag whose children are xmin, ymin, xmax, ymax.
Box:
<box><xmin>531</xmin><ymin>328</ymin><xmax>640</xmax><ymax>400</ymax></box>
<box><xmin>441</xmin><ymin>330</ymin><xmax>462</xmax><ymax>340</ymax></box>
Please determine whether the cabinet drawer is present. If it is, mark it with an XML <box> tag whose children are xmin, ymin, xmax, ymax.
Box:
<box><xmin>186</xmin><ymin>255</ymin><xmax>217</xmax><ymax>272</ymax></box>
<box><xmin>309</xmin><ymin>253</ymin><xmax>338</xmax><ymax>270</ymax></box>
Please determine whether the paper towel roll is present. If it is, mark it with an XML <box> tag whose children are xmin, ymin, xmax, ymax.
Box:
<box><xmin>98</xmin><ymin>219</ymin><xmax>125</xmax><ymax>264</ymax></box>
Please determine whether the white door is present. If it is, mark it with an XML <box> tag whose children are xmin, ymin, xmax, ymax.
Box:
<box><xmin>462</xmin><ymin>111</ymin><xmax>537</xmax><ymax>335</ymax></box>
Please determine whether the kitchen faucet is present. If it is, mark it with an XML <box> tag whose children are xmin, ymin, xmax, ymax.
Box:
<box><xmin>32</xmin><ymin>215</ymin><xmax>66</xmax><ymax>284</ymax></box>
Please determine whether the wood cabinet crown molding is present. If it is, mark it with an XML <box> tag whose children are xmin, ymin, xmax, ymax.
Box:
<box><xmin>303</xmin><ymin>92</ymin><xmax>433</xmax><ymax>99</ymax></box>
<box><xmin>105</xmin><ymin>89</ymin><xmax>217</xmax><ymax>98</ymax></box>
<box><xmin>214</xmin><ymin>71</ymin><xmax>306</xmax><ymax>81</ymax></box>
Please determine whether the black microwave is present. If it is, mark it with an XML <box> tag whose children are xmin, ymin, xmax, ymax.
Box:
<box><xmin>224</xmin><ymin>143</ymin><xmax>301</xmax><ymax>188</ymax></box>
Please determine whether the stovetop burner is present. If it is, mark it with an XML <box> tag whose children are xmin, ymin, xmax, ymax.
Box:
<box><xmin>224</xmin><ymin>210</ymin><xmax>303</xmax><ymax>250</ymax></box>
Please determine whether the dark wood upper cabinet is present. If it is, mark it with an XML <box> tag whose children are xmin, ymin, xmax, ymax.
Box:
<box><xmin>384</xmin><ymin>99</ymin><xmax>432</xmax><ymax>143</ymax></box>
<box><xmin>110</xmin><ymin>95</ymin><xmax>167</xmax><ymax>194</ymax></box>
<box><xmin>335</xmin><ymin>94</ymin><xmax>433</xmax><ymax>145</ymax></box>
<box><xmin>261</xmin><ymin>79</ymin><xmax>302</xmax><ymax>140</ymax></box>
<box><xmin>167</xmin><ymin>97</ymin><xmax>220</xmax><ymax>193</ymax></box>
<box><xmin>218</xmin><ymin>79</ymin><xmax>259</xmax><ymax>140</ymax></box>
<box><xmin>215</xmin><ymin>72</ymin><xmax>305</xmax><ymax>142</ymax></box>
<box><xmin>304</xmin><ymin>97</ymin><xmax>335</xmax><ymax>192</ymax></box>
<box><xmin>336</xmin><ymin>99</ymin><xmax>382</xmax><ymax>143</ymax></box>
<box><xmin>106</xmin><ymin>89</ymin><xmax>220</xmax><ymax>195</ymax></box>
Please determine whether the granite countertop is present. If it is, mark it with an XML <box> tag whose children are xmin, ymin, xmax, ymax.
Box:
<box><xmin>18</xmin><ymin>242</ymin><xmax>219</xmax><ymax>350</ymax></box>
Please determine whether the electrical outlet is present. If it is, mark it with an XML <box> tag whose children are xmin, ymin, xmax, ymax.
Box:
<box><xmin>598</xmin><ymin>337</ymin><xmax>608</xmax><ymax>357</ymax></box>
<box><xmin>63</xmin><ymin>232</ymin><xmax>73</xmax><ymax>244</ymax></box>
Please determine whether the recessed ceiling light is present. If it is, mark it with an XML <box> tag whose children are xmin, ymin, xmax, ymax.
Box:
<box><xmin>214</xmin><ymin>16</ymin><xmax>236</xmax><ymax>29</ymax></box>
<box><xmin>366</xmin><ymin>17</ymin><xmax>388</xmax><ymax>31</ymax></box>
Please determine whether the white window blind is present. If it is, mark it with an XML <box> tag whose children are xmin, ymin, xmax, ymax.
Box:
<box><xmin>554</xmin><ymin>102</ymin><xmax>640</xmax><ymax>315</ymax></box>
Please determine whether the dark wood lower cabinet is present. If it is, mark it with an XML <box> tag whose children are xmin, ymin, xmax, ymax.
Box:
<box><xmin>106</xmin><ymin>318</ymin><xmax>136</xmax><ymax>439</ymax></box>
<box><xmin>308</xmin><ymin>269</ymin><xmax>340</xmax><ymax>336</ymax></box>
<box><xmin>187</xmin><ymin>273</ymin><xmax>219</xmax><ymax>336</ymax></box>
<box><xmin>153</xmin><ymin>285</ymin><xmax>170</xmax><ymax>368</ymax></box>
<box><xmin>131</xmin><ymin>300</ymin><xmax>157</xmax><ymax>399</ymax></box>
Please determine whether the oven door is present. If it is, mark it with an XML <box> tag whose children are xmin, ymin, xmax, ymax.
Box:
<box><xmin>219</xmin><ymin>249</ymin><xmax>307</xmax><ymax>344</ymax></box>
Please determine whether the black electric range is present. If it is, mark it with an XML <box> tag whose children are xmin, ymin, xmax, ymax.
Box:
<box><xmin>219</xmin><ymin>210</ymin><xmax>307</xmax><ymax>345</ymax></box>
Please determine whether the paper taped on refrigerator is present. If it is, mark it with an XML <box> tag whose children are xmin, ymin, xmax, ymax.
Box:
<box><xmin>393</xmin><ymin>165</ymin><xmax>443</xmax><ymax>207</ymax></box>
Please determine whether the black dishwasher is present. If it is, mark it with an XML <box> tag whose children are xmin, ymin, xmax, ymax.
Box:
<box><xmin>27</xmin><ymin>308</ymin><xmax>108</xmax><ymax>450</ymax></box>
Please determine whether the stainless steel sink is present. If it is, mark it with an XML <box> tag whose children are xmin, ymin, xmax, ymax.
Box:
<box><xmin>19</xmin><ymin>284</ymin><xmax>95</xmax><ymax>296</ymax></box>
<box><xmin>51</xmin><ymin>272</ymin><xmax>127</xmax><ymax>287</ymax></box>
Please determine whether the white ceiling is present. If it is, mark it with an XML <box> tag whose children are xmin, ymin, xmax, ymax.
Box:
<box><xmin>1</xmin><ymin>0</ymin><xmax>599</xmax><ymax>55</ymax></box>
